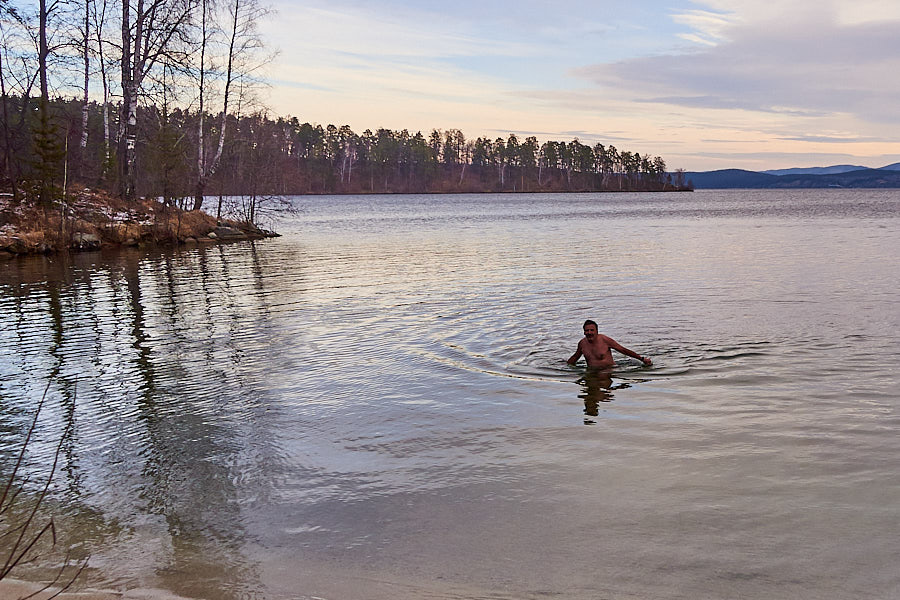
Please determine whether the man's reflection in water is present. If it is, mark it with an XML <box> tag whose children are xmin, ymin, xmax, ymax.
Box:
<box><xmin>577</xmin><ymin>370</ymin><xmax>631</xmax><ymax>424</ymax></box>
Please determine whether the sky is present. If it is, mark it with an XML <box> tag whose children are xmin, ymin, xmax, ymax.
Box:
<box><xmin>259</xmin><ymin>0</ymin><xmax>900</xmax><ymax>172</ymax></box>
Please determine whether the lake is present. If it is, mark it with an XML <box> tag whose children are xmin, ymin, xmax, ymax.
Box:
<box><xmin>1</xmin><ymin>189</ymin><xmax>898</xmax><ymax>599</ymax></box>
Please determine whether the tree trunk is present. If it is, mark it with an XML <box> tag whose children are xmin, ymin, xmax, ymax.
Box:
<box><xmin>79</xmin><ymin>0</ymin><xmax>90</xmax><ymax>179</ymax></box>
<box><xmin>119</xmin><ymin>0</ymin><xmax>194</xmax><ymax>201</ymax></box>
<box><xmin>0</xmin><ymin>45</ymin><xmax>18</xmax><ymax>202</ymax></box>
<box><xmin>92</xmin><ymin>0</ymin><xmax>113</xmax><ymax>182</ymax></box>
<box><xmin>194</xmin><ymin>0</ymin><xmax>241</xmax><ymax>211</ymax></box>
<box><xmin>194</xmin><ymin>0</ymin><xmax>207</xmax><ymax>211</ymax></box>
<box><xmin>121</xmin><ymin>83</ymin><xmax>138</xmax><ymax>200</ymax></box>
<box><xmin>100</xmin><ymin>93</ymin><xmax>110</xmax><ymax>183</ymax></box>
<box><xmin>119</xmin><ymin>0</ymin><xmax>132</xmax><ymax>199</ymax></box>
<box><xmin>37</xmin><ymin>0</ymin><xmax>52</xmax><ymax>205</ymax></box>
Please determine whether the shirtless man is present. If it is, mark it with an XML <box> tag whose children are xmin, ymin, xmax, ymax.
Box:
<box><xmin>567</xmin><ymin>319</ymin><xmax>652</xmax><ymax>368</ymax></box>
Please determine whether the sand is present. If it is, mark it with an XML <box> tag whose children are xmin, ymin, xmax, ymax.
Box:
<box><xmin>0</xmin><ymin>579</ymin><xmax>197</xmax><ymax>600</ymax></box>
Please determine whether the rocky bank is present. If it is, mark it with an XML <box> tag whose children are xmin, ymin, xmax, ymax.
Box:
<box><xmin>0</xmin><ymin>188</ymin><xmax>278</xmax><ymax>259</ymax></box>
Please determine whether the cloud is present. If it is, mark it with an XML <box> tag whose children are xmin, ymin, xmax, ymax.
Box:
<box><xmin>259</xmin><ymin>0</ymin><xmax>900</xmax><ymax>170</ymax></box>
<box><xmin>267</xmin><ymin>4</ymin><xmax>536</xmax><ymax>61</ymax></box>
<box><xmin>574</xmin><ymin>3</ymin><xmax>900</xmax><ymax>124</ymax></box>
<box><xmin>776</xmin><ymin>135</ymin><xmax>893</xmax><ymax>144</ymax></box>
<box><xmin>670</xmin><ymin>9</ymin><xmax>736</xmax><ymax>45</ymax></box>
<box><xmin>676</xmin><ymin>33</ymin><xmax>718</xmax><ymax>47</ymax></box>
<box><xmin>685</xmin><ymin>149</ymin><xmax>900</xmax><ymax>167</ymax></box>
<box><xmin>635</xmin><ymin>96</ymin><xmax>827</xmax><ymax>116</ymax></box>
<box><xmin>834</xmin><ymin>0</ymin><xmax>900</xmax><ymax>25</ymax></box>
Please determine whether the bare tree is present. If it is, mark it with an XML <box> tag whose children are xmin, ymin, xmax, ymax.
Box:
<box><xmin>194</xmin><ymin>0</ymin><xmax>210</xmax><ymax>208</ymax></box>
<box><xmin>193</xmin><ymin>0</ymin><xmax>268</xmax><ymax>210</ymax></box>
<box><xmin>35</xmin><ymin>0</ymin><xmax>64</xmax><ymax>205</ymax></box>
<box><xmin>119</xmin><ymin>0</ymin><xmax>195</xmax><ymax>200</ymax></box>
<box><xmin>0</xmin><ymin>2</ymin><xmax>39</xmax><ymax>201</ymax></box>
<box><xmin>89</xmin><ymin>0</ymin><xmax>116</xmax><ymax>182</ymax></box>
<box><xmin>77</xmin><ymin>0</ymin><xmax>89</xmax><ymax>177</ymax></box>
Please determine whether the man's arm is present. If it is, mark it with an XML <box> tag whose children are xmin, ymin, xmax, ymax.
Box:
<box><xmin>567</xmin><ymin>341</ymin><xmax>583</xmax><ymax>365</ymax></box>
<box><xmin>603</xmin><ymin>335</ymin><xmax>652</xmax><ymax>366</ymax></box>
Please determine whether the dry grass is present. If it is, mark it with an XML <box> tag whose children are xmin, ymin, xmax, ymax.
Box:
<box><xmin>164</xmin><ymin>208</ymin><xmax>218</xmax><ymax>240</ymax></box>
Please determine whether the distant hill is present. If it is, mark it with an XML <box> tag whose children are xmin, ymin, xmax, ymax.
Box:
<box><xmin>762</xmin><ymin>165</ymin><xmax>867</xmax><ymax>176</ymax></box>
<box><xmin>684</xmin><ymin>164</ymin><xmax>900</xmax><ymax>188</ymax></box>
<box><xmin>683</xmin><ymin>169</ymin><xmax>779</xmax><ymax>189</ymax></box>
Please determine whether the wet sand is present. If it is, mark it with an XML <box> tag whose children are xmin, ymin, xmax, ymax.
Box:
<box><xmin>0</xmin><ymin>579</ymin><xmax>196</xmax><ymax>600</ymax></box>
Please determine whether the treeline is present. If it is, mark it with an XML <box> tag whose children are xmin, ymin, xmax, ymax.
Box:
<box><xmin>240</xmin><ymin>119</ymin><xmax>687</xmax><ymax>195</ymax></box>
<box><xmin>3</xmin><ymin>95</ymin><xmax>690</xmax><ymax>201</ymax></box>
<box><xmin>1</xmin><ymin>0</ymin><xmax>269</xmax><ymax>210</ymax></box>
<box><xmin>0</xmin><ymin>0</ymin><xmax>688</xmax><ymax>214</ymax></box>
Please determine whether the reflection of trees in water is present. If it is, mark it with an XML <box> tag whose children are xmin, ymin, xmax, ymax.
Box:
<box><xmin>577</xmin><ymin>371</ymin><xmax>632</xmax><ymax>425</ymax></box>
<box><xmin>0</xmin><ymin>244</ymin><xmax>287</xmax><ymax>600</ymax></box>
<box><xmin>45</xmin><ymin>274</ymin><xmax>83</xmax><ymax>499</ymax></box>
<box><xmin>126</xmin><ymin>246</ymin><xmax>263</xmax><ymax>599</ymax></box>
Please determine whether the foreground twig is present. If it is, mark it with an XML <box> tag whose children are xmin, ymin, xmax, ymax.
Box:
<box><xmin>0</xmin><ymin>379</ymin><xmax>88</xmax><ymax>598</ymax></box>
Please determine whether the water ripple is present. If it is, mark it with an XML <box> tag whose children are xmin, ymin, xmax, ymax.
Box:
<box><xmin>1</xmin><ymin>192</ymin><xmax>899</xmax><ymax>599</ymax></box>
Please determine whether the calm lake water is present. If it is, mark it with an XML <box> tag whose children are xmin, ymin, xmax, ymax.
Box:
<box><xmin>1</xmin><ymin>190</ymin><xmax>898</xmax><ymax>599</ymax></box>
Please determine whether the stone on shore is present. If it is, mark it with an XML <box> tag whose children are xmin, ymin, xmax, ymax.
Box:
<box><xmin>73</xmin><ymin>232</ymin><xmax>102</xmax><ymax>250</ymax></box>
<box><xmin>212</xmin><ymin>226</ymin><xmax>248</xmax><ymax>240</ymax></box>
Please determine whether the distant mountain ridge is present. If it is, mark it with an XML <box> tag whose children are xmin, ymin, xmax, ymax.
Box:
<box><xmin>685</xmin><ymin>162</ymin><xmax>900</xmax><ymax>188</ymax></box>
<box><xmin>761</xmin><ymin>165</ymin><xmax>866</xmax><ymax>176</ymax></box>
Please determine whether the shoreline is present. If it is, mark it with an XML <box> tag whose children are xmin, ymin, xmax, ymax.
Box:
<box><xmin>0</xmin><ymin>189</ymin><xmax>278</xmax><ymax>260</ymax></box>
<box><xmin>0</xmin><ymin>578</ymin><xmax>199</xmax><ymax>600</ymax></box>
<box><xmin>264</xmin><ymin>187</ymin><xmax>694</xmax><ymax>196</ymax></box>
<box><xmin>1</xmin><ymin>187</ymin><xmax>697</xmax><ymax>259</ymax></box>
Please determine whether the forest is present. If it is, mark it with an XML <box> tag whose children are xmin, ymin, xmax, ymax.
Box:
<box><xmin>1</xmin><ymin>0</ymin><xmax>690</xmax><ymax>218</ymax></box>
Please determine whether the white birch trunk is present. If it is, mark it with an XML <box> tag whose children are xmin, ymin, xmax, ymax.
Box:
<box><xmin>79</xmin><ymin>0</ymin><xmax>89</xmax><ymax>159</ymax></box>
<box><xmin>195</xmin><ymin>0</ymin><xmax>240</xmax><ymax>210</ymax></box>
<box><xmin>195</xmin><ymin>0</ymin><xmax>207</xmax><ymax>209</ymax></box>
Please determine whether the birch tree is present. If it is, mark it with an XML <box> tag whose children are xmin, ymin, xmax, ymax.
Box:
<box><xmin>0</xmin><ymin>2</ymin><xmax>38</xmax><ymax>201</ymax></box>
<box><xmin>78</xmin><ymin>0</ymin><xmax>89</xmax><ymax>177</ymax></box>
<box><xmin>119</xmin><ymin>0</ymin><xmax>195</xmax><ymax>200</ymax></box>
<box><xmin>36</xmin><ymin>0</ymin><xmax>62</xmax><ymax>205</ymax></box>
<box><xmin>90</xmin><ymin>0</ymin><xmax>114</xmax><ymax>181</ymax></box>
<box><xmin>193</xmin><ymin>0</ymin><xmax>267</xmax><ymax>210</ymax></box>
